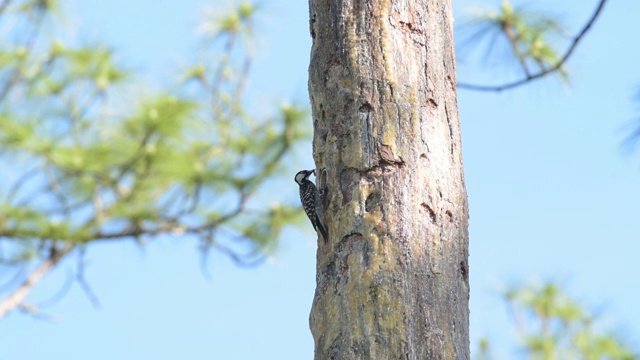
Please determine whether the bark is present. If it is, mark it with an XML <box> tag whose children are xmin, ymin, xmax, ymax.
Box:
<box><xmin>307</xmin><ymin>0</ymin><xmax>469</xmax><ymax>359</ymax></box>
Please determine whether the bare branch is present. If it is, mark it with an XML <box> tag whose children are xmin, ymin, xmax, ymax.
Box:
<box><xmin>458</xmin><ymin>0</ymin><xmax>607</xmax><ymax>92</ymax></box>
<box><xmin>76</xmin><ymin>247</ymin><xmax>100</xmax><ymax>308</ymax></box>
<box><xmin>18</xmin><ymin>302</ymin><xmax>61</xmax><ymax>322</ymax></box>
<box><xmin>0</xmin><ymin>244</ymin><xmax>73</xmax><ymax>319</ymax></box>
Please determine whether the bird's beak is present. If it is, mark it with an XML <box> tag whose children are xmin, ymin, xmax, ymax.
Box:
<box><xmin>311</xmin><ymin>169</ymin><xmax>316</xmax><ymax>175</ymax></box>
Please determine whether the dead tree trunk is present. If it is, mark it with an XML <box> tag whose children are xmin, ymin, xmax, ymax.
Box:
<box><xmin>307</xmin><ymin>0</ymin><xmax>469</xmax><ymax>359</ymax></box>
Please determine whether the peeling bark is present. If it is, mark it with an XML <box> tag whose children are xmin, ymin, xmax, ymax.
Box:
<box><xmin>308</xmin><ymin>0</ymin><xmax>469</xmax><ymax>359</ymax></box>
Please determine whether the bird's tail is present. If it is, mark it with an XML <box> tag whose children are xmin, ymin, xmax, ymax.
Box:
<box><xmin>315</xmin><ymin>215</ymin><xmax>329</xmax><ymax>243</ymax></box>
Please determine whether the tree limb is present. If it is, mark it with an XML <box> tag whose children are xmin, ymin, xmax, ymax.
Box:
<box><xmin>0</xmin><ymin>244</ymin><xmax>73</xmax><ymax>319</ymax></box>
<box><xmin>458</xmin><ymin>0</ymin><xmax>607</xmax><ymax>92</ymax></box>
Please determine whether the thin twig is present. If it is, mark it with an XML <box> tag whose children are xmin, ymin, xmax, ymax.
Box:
<box><xmin>502</xmin><ymin>21</ymin><xmax>531</xmax><ymax>77</ymax></box>
<box><xmin>0</xmin><ymin>5</ymin><xmax>47</xmax><ymax>101</ymax></box>
<box><xmin>458</xmin><ymin>0</ymin><xmax>607</xmax><ymax>92</ymax></box>
<box><xmin>6</xmin><ymin>166</ymin><xmax>41</xmax><ymax>204</ymax></box>
<box><xmin>227</xmin><ymin>55</ymin><xmax>252</xmax><ymax>120</ymax></box>
<box><xmin>18</xmin><ymin>302</ymin><xmax>61</xmax><ymax>322</ymax></box>
<box><xmin>35</xmin><ymin>270</ymin><xmax>74</xmax><ymax>308</ymax></box>
<box><xmin>212</xmin><ymin>242</ymin><xmax>266</xmax><ymax>268</ymax></box>
<box><xmin>76</xmin><ymin>248</ymin><xmax>101</xmax><ymax>309</ymax></box>
<box><xmin>45</xmin><ymin>165</ymin><xmax>71</xmax><ymax>218</ymax></box>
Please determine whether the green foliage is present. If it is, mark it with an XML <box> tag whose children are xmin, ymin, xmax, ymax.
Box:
<box><xmin>478</xmin><ymin>281</ymin><xmax>637</xmax><ymax>360</ymax></box>
<box><xmin>0</xmin><ymin>0</ymin><xmax>308</xmax><ymax>294</ymax></box>
<box><xmin>459</xmin><ymin>1</ymin><xmax>568</xmax><ymax>81</ymax></box>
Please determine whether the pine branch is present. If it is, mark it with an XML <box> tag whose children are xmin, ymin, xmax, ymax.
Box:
<box><xmin>458</xmin><ymin>0</ymin><xmax>607</xmax><ymax>92</ymax></box>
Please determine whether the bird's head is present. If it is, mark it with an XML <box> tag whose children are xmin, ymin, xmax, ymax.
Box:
<box><xmin>294</xmin><ymin>169</ymin><xmax>315</xmax><ymax>185</ymax></box>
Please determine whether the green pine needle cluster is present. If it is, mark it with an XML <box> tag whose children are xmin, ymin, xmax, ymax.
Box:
<box><xmin>0</xmin><ymin>1</ymin><xmax>308</xmax><ymax>272</ymax></box>
<box><xmin>460</xmin><ymin>0</ymin><xmax>569</xmax><ymax>81</ymax></box>
<box><xmin>478</xmin><ymin>281</ymin><xmax>637</xmax><ymax>360</ymax></box>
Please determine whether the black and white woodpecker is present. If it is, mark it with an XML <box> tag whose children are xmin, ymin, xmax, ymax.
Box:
<box><xmin>294</xmin><ymin>169</ymin><xmax>329</xmax><ymax>243</ymax></box>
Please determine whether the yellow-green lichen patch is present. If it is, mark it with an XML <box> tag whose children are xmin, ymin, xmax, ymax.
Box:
<box><xmin>381</xmin><ymin>106</ymin><xmax>399</xmax><ymax>150</ymax></box>
<box><xmin>342</xmin><ymin>136</ymin><xmax>364</xmax><ymax>169</ymax></box>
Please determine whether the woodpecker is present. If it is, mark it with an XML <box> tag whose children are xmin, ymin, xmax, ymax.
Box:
<box><xmin>294</xmin><ymin>169</ymin><xmax>329</xmax><ymax>243</ymax></box>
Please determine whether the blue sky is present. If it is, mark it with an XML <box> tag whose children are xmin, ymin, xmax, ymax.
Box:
<box><xmin>1</xmin><ymin>0</ymin><xmax>639</xmax><ymax>359</ymax></box>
